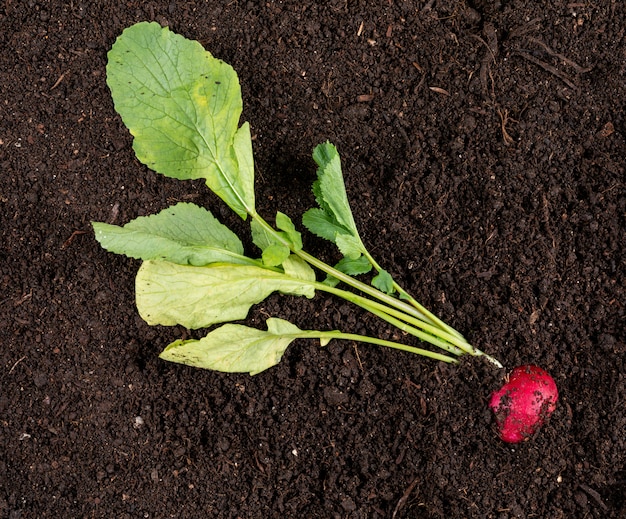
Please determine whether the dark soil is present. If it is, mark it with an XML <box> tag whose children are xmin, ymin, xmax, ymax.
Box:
<box><xmin>1</xmin><ymin>1</ymin><xmax>625</xmax><ymax>518</ymax></box>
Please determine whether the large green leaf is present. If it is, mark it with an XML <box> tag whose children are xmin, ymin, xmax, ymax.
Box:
<box><xmin>159</xmin><ymin>318</ymin><xmax>306</xmax><ymax>375</ymax></box>
<box><xmin>92</xmin><ymin>202</ymin><xmax>254</xmax><ymax>266</ymax></box>
<box><xmin>106</xmin><ymin>21</ymin><xmax>255</xmax><ymax>218</ymax></box>
<box><xmin>136</xmin><ymin>260</ymin><xmax>315</xmax><ymax>329</ymax></box>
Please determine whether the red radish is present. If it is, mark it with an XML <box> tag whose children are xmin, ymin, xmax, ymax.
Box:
<box><xmin>489</xmin><ymin>365</ymin><xmax>558</xmax><ymax>443</ymax></box>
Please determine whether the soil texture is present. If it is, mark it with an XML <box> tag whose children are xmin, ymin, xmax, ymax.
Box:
<box><xmin>1</xmin><ymin>1</ymin><xmax>625</xmax><ymax>518</ymax></box>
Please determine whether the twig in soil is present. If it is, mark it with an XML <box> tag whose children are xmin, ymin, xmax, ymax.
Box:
<box><xmin>352</xmin><ymin>344</ymin><xmax>363</xmax><ymax>371</ymax></box>
<box><xmin>392</xmin><ymin>475</ymin><xmax>420</xmax><ymax>518</ymax></box>
<box><xmin>513</xmin><ymin>51</ymin><xmax>577</xmax><ymax>89</ymax></box>
<box><xmin>497</xmin><ymin>108</ymin><xmax>515</xmax><ymax>146</ymax></box>
<box><xmin>8</xmin><ymin>356</ymin><xmax>27</xmax><ymax>375</ymax></box>
<box><xmin>14</xmin><ymin>289</ymin><xmax>32</xmax><ymax>307</ymax></box>
<box><xmin>578</xmin><ymin>483</ymin><xmax>608</xmax><ymax>512</ymax></box>
<box><xmin>526</xmin><ymin>37</ymin><xmax>594</xmax><ymax>74</ymax></box>
<box><xmin>50</xmin><ymin>71</ymin><xmax>68</xmax><ymax>91</ymax></box>
<box><xmin>61</xmin><ymin>230</ymin><xmax>87</xmax><ymax>250</ymax></box>
<box><xmin>471</xmin><ymin>24</ymin><xmax>498</xmax><ymax>98</ymax></box>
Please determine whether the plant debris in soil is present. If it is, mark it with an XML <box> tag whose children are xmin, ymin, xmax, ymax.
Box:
<box><xmin>1</xmin><ymin>1</ymin><xmax>625</xmax><ymax>518</ymax></box>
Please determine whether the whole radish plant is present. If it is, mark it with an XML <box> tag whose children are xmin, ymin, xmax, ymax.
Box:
<box><xmin>93</xmin><ymin>22</ymin><xmax>557</xmax><ymax>443</ymax></box>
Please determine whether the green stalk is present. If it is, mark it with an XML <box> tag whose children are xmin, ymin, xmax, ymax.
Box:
<box><xmin>362</xmin><ymin>250</ymin><xmax>466</xmax><ymax>340</ymax></box>
<box><xmin>251</xmin><ymin>212</ymin><xmax>503</xmax><ymax>368</ymax></box>
<box><xmin>318</xmin><ymin>282</ymin><xmax>504</xmax><ymax>367</ymax></box>
<box><xmin>253</xmin><ymin>211</ymin><xmax>434</xmax><ymax>323</ymax></box>
<box><xmin>328</xmin><ymin>254</ymin><xmax>503</xmax><ymax>367</ymax></box>
<box><xmin>293</xmin><ymin>330</ymin><xmax>458</xmax><ymax>364</ymax></box>
<box><xmin>315</xmin><ymin>282</ymin><xmax>467</xmax><ymax>356</ymax></box>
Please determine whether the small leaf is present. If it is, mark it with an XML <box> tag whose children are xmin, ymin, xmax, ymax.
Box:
<box><xmin>250</xmin><ymin>218</ymin><xmax>274</xmax><ymax>252</ymax></box>
<box><xmin>159</xmin><ymin>318</ymin><xmax>304</xmax><ymax>375</ymax></box>
<box><xmin>321</xmin><ymin>276</ymin><xmax>341</xmax><ymax>288</ymax></box>
<box><xmin>250</xmin><ymin>219</ymin><xmax>290</xmax><ymax>266</ymax></box>
<box><xmin>275</xmin><ymin>212</ymin><xmax>303</xmax><ymax>250</ymax></box>
<box><xmin>92</xmin><ymin>202</ymin><xmax>251</xmax><ymax>266</ymax></box>
<box><xmin>261</xmin><ymin>243</ymin><xmax>290</xmax><ymax>267</ymax></box>
<box><xmin>372</xmin><ymin>269</ymin><xmax>395</xmax><ymax>294</ymax></box>
<box><xmin>302</xmin><ymin>207</ymin><xmax>349</xmax><ymax>243</ymax></box>
<box><xmin>312</xmin><ymin>142</ymin><xmax>358</xmax><ymax>233</ymax></box>
<box><xmin>282</xmin><ymin>255</ymin><xmax>316</xmax><ymax>282</ymax></box>
<box><xmin>335</xmin><ymin>234</ymin><xmax>365</xmax><ymax>259</ymax></box>
<box><xmin>251</xmin><ymin>214</ymin><xmax>302</xmax><ymax>265</ymax></box>
<box><xmin>136</xmin><ymin>260</ymin><xmax>315</xmax><ymax>329</ymax></box>
<box><xmin>322</xmin><ymin>256</ymin><xmax>372</xmax><ymax>287</ymax></box>
<box><xmin>334</xmin><ymin>256</ymin><xmax>373</xmax><ymax>276</ymax></box>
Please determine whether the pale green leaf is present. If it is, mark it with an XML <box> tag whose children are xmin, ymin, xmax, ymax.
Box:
<box><xmin>372</xmin><ymin>269</ymin><xmax>395</xmax><ymax>294</ymax></box>
<box><xmin>250</xmin><ymin>217</ymin><xmax>298</xmax><ymax>266</ymax></box>
<box><xmin>335</xmin><ymin>234</ymin><xmax>365</xmax><ymax>259</ymax></box>
<box><xmin>92</xmin><ymin>202</ymin><xmax>252</xmax><ymax>266</ymax></box>
<box><xmin>281</xmin><ymin>255</ymin><xmax>316</xmax><ymax>282</ymax></box>
<box><xmin>250</xmin><ymin>218</ymin><xmax>273</xmax><ymax>252</ymax></box>
<box><xmin>231</xmin><ymin>122</ymin><xmax>256</xmax><ymax>216</ymax></box>
<box><xmin>136</xmin><ymin>260</ymin><xmax>315</xmax><ymax>328</ymax></box>
<box><xmin>106</xmin><ymin>21</ymin><xmax>254</xmax><ymax>219</ymax></box>
<box><xmin>159</xmin><ymin>318</ymin><xmax>304</xmax><ymax>375</ymax></box>
<box><xmin>250</xmin><ymin>219</ymin><xmax>290</xmax><ymax>266</ymax></box>
<box><xmin>275</xmin><ymin>212</ymin><xmax>303</xmax><ymax>250</ymax></box>
<box><xmin>261</xmin><ymin>243</ymin><xmax>290</xmax><ymax>267</ymax></box>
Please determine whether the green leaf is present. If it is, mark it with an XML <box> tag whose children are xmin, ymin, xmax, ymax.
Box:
<box><xmin>136</xmin><ymin>260</ymin><xmax>315</xmax><ymax>329</ymax></box>
<box><xmin>302</xmin><ymin>207</ymin><xmax>349</xmax><ymax>242</ymax></box>
<box><xmin>311</xmin><ymin>142</ymin><xmax>358</xmax><ymax>233</ymax></box>
<box><xmin>260</xmin><ymin>244</ymin><xmax>290</xmax><ymax>267</ymax></box>
<box><xmin>335</xmin><ymin>234</ymin><xmax>365</xmax><ymax>259</ymax></box>
<box><xmin>106</xmin><ymin>21</ymin><xmax>254</xmax><ymax>219</ymax></box>
<box><xmin>159</xmin><ymin>318</ymin><xmax>304</xmax><ymax>375</ymax></box>
<box><xmin>281</xmin><ymin>255</ymin><xmax>316</xmax><ymax>282</ymax></box>
<box><xmin>321</xmin><ymin>256</ymin><xmax>372</xmax><ymax>288</ymax></box>
<box><xmin>250</xmin><ymin>219</ymin><xmax>290</xmax><ymax>266</ymax></box>
<box><xmin>250</xmin><ymin>218</ymin><xmax>274</xmax><ymax>252</ymax></box>
<box><xmin>372</xmin><ymin>269</ymin><xmax>395</xmax><ymax>294</ymax></box>
<box><xmin>92</xmin><ymin>202</ymin><xmax>253</xmax><ymax>266</ymax></box>
<box><xmin>334</xmin><ymin>256</ymin><xmax>373</xmax><ymax>276</ymax></box>
<box><xmin>275</xmin><ymin>212</ymin><xmax>303</xmax><ymax>250</ymax></box>
<box><xmin>250</xmin><ymin>214</ymin><xmax>303</xmax><ymax>266</ymax></box>
<box><xmin>303</xmin><ymin>143</ymin><xmax>372</xmax><ymax>267</ymax></box>
<box><xmin>231</xmin><ymin>122</ymin><xmax>256</xmax><ymax>214</ymax></box>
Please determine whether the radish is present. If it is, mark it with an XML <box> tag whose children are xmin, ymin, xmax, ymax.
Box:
<box><xmin>489</xmin><ymin>365</ymin><xmax>558</xmax><ymax>443</ymax></box>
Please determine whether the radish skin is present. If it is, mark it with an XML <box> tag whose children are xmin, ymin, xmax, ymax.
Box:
<box><xmin>489</xmin><ymin>365</ymin><xmax>558</xmax><ymax>443</ymax></box>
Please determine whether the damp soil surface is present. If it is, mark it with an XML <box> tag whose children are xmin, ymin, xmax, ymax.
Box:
<box><xmin>1</xmin><ymin>1</ymin><xmax>625</xmax><ymax>518</ymax></box>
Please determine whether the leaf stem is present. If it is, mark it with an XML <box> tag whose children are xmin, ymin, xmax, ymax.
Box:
<box><xmin>250</xmin><ymin>213</ymin><xmax>503</xmax><ymax>368</ymax></box>
<box><xmin>315</xmin><ymin>282</ymin><xmax>466</xmax><ymax>356</ymax></box>
<box><xmin>296</xmin><ymin>330</ymin><xmax>459</xmax><ymax>364</ymax></box>
<box><xmin>361</xmin><ymin>250</ymin><xmax>466</xmax><ymax>340</ymax></box>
